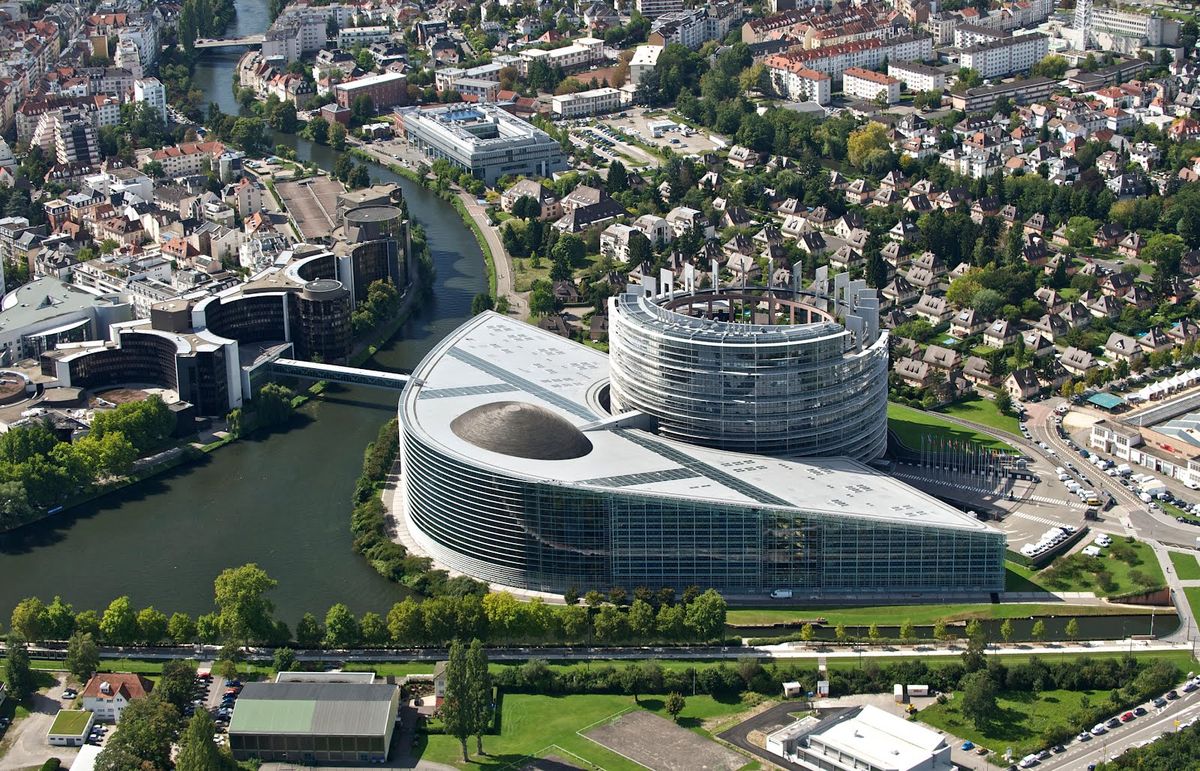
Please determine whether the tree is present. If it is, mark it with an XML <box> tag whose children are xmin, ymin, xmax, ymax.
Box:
<box><xmin>847</xmin><ymin>122</ymin><xmax>894</xmax><ymax>173</ymax></box>
<box><xmin>273</xmin><ymin>647</ymin><xmax>297</xmax><ymax>673</ymax></box>
<box><xmin>629</xmin><ymin>599</ymin><xmax>656</xmax><ymax>639</ymax></box>
<box><xmin>95</xmin><ymin>695</ymin><xmax>180</xmax><ymax>770</ymax></box>
<box><xmin>835</xmin><ymin>623</ymin><xmax>848</xmax><ymax>641</ymax></box>
<box><xmin>1031</xmin><ymin>619</ymin><xmax>1046</xmax><ymax>641</ymax></box>
<box><xmin>900</xmin><ymin>620</ymin><xmax>915</xmax><ymax>641</ymax></box>
<box><xmin>607</xmin><ymin>160</ymin><xmax>628</xmax><ymax>193</ymax></box>
<box><xmin>868</xmin><ymin>623</ymin><xmax>881</xmax><ymax>642</ymax></box>
<box><xmin>296</xmin><ymin>613</ymin><xmax>323</xmax><ymax>647</ymax></box>
<box><xmin>800</xmin><ymin>623</ymin><xmax>815</xmax><ymax>642</ymax></box>
<box><xmin>1031</xmin><ymin>54</ymin><xmax>1068</xmax><ymax>79</ymax></box>
<box><xmin>1000</xmin><ymin>618</ymin><xmax>1014</xmax><ymax>644</ymax></box>
<box><xmin>306</xmin><ymin>115</ymin><xmax>329</xmax><ymax>144</ymax></box>
<box><xmin>158</xmin><ymin>660</ymin><xmax>199</xmax><ymax>713</ymax></box>
<box><xmin>4</xmin><ymin>634</ymin><xmax>34</xmax><ymax>701</ymax></box>
<box><xmin>168</xmin><ymin>613</ymin><xmax>196</xmax><ymax>644</ymax></box>
<box><xmin>996</xmin><ymin>390</ymin><xmax>1013</xmax><ymax>416</ymax></box>
<box><xmin>440</xmin><ymin>639</ymin><xmax>472</xmax><ymax>762</ymax></box>
<box><xmin>99</xmin><ymin>596</ymin><xmax>138</xmax><ymax>644</ymax></box>
<box><xmin>529</xmin><ymin>282</ymin><xmax>558</xmax><ymax>317</ymax></box>
<box><xmin>327</xmin><ymin>121</ymin><xmax>348</xmax><ymax>150</ymax></box>
<box><xmin>324</xmin><ymin>603</ymin><xmax>359</xmax><ymax>648</ymax></box>
<box><xmin>176</xmin><ymin>710</ymin><xmax>232</xmax><ymax>771</ymax></box>
<box><xmin>665</xmin><ymin>691</ymin><xmax>686</xmax><ymax>721</ymax></box>
<box><xmin>44</xmin><ymin>597</ymin><xmax>75</xmax><ymax>641</ymax></box>
<box><xmin>361</xmin><ymin>612</ymin><xmax>388</xmax><ymax>646</ymax></box>
<box><xmin>684</xmin><ymin>589</ymin><xmax>727</xmax><ymax>641</ymax></box>
<box><xmin>467</xmin><ymin>639</ymin><xmax>492</xmax><ymax>755</ymax></box>
<box><xmin>213</xmin><ymin>563</ymin><xmax>278</xmax><ymax>645</ymax></box>
<box><xmin>137</xmin><ymin>607</ymin><xmax>169</xmax><ymax>644</ymax></box>
<box><xmin>65</xmin><ymin>632</ymin><xmax>100</xmax><ymax>682</ymax></box>
<box><xmin>387</xmin><ymin>599</ymin><xmax>423</xmax><ymax>645</ymax></box>
<box><xmin>10</xmin><ymin>597</ymin><xmax>46</xmax><ymax>643</ymax></box>
<box><xmin>1065</xmin><ymin>618</ymin><xmax>1079</xmax><ymax>642</ymax></box>
<box><xmin>933</xmin><ymin>619</ymin><xmax>949</xmax><ymax>641</ymax></box>
<box><xmin>959</xmin><ymin>670</ymin><xmax>997</xmax><ymax>730</ymax></box>
<box><xmin>471</xmin><ymin>293</ymin><xmax>495</xmax><ymax>315</ymax></box>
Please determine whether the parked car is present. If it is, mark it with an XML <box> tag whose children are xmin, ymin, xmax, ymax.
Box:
<box><xmin>1167</xmin><ymin>690</ymin><xmax>1180</xmax><ymax>700</ymax></box>
<box><xmin>1121</xmin><ymin>711</ymin><xmax>1135</xmax><ymax>722</ymax></box>
<box><xmin>1154</xmin><ymin>697</ymin><xmax>1168</xmax><ymax>708</ymax></box>
<box><xmin>1077</xmin><ymin>731</ymin><xmax>1092</xmax><ymax>742</ymax></box>
<box><xmin>1106</xmin><ymin>717</ymin><xmax>1121</xmax><ymax>728</ymax></box>
<box><xmin>1134</xmin><ymin>706</ymin><xmax>1148</xmax><ymax>716</ymax></box>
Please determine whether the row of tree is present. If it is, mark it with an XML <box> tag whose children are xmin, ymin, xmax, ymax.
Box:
<box><xmin>0</xmin><ymin>397</ymin><xmax>176</xmax><ymax>533</ymax></box>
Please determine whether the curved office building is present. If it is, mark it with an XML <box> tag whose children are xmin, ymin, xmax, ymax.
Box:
<box><xmin>608</xmin><ymin>279</ymin><xmax>889</xmax><ymax>460</ymax></box>
<box><xmin>397</xmin><ymin>311</ymin><xmax>1005</xmax><ymax>596</ymax></box>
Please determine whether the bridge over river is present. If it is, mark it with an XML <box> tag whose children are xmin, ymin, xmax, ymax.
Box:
<box><xmin>193</xmin><ymin>34</ymin><xmax>264</xmax><ymax>48</ymax></box>
<box><xmin>270</xmin><ymin>358</ymin><xmax>411</xmax><ymax>390</ymax></box>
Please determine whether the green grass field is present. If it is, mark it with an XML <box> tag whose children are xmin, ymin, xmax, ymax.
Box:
<box><xmin>920</xmin><ymin>688</ymin><xmax>1097</xmax><ymax>757</ymax></box>
<box><xmin>415</xmin><ymin>693</ymin><xmax>750</xmax><ymax>770</ymax></box>
<box><xmin>1039</xmin><ymin>539</ymin><xmax>1166</xmax><ymax>597</ymax></box>
<box><xmin>1169</xmin><ymin>551</ymin><xmax>1200</xmax><ymax>581</ymax></box>
<box><xmin>725</xmin><ymin>602</ymin><xmax>1154</xmax><ymax>627</ymax></box>
<box><xmin>887</xmin><ymin>403</ymin><xmax>1016</xmax><ymax>452</ymax></box>
<box><xmin>1186</xmin><ymin>588</ymin><xmax>1200</xmax><ymax>621</ymax></box>
<box><xmin>936</xmin><ymin>396</ymin><xmax>1022</xmax><ymax>436</ymax></box>
<box><xmin>1161</xmin><ymin>501</ymin><xmax>1200</xmax><ymax>524</ymax></box>
<box><xmin>1006</xmin><ymin>561</ymin><xmax>1050</xmax><ymax>592</ymax></box>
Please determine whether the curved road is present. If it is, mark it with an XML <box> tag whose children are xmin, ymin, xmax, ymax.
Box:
<box><xmin>457</xmin><ymin>192</ymin><xmax>527</xmax><ymax>319</ymax></box>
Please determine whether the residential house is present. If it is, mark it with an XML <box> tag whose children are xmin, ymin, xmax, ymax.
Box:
<box><xmin>913</xmin><ymin>293</ymin><xmax>951</xmax><ymax>323</ymax></box>
<box><xmin>501</xmin><ymin>179</ymin><xmax>562</xmax><ymax>221</ymax></box>
<box><xmin>949</xmin><ymin>308</ymin><xmax>984</xmax><ymax>337</ymax></box>
<box><xmin>982</xmin><ymin>319</ymin><xmax>1016</xmax><ymax>348</ymax></box>
<box><xmin>1005</xmin><ymin>367</ymin><xmax>1041</xmax><ymax>401</ymax></box>
<box><xmin>894</xmin><ymin>356</ymin><xmax>930</xmax><ymax>388</ymax></box>
<box><xmin>1060</xmin><ymin>346</ymin><xmax>1096</xmax><ymax>377</ymax></box>
<box><xmin>962</xmin><ymin>356</ymin><xmax>996</xmax><ymax>387</ymax></box>
<box><xmin>1104</xmin><ymin>332</ymin><xmax>1142</xmax><ymax>364</ymax></box>
<box><xmin>923</xmin><ymin>344</ymin><xmax>961</xmax><ymax>373</ymax></box>
<box><xmin>82</xmin><ymin>674</ymin><xmax>153</xmax><ymax>723</ymax></box>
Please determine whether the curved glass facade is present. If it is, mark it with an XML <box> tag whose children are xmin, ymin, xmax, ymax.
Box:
<box><xmin>608</xmin><ymin>291</ymin><xmax>889</xmax><ymax>460</ymax></box>
<box><xmin>400</xmin><ymin>419</ymin><xmax>1004</xmax><ymax>594</ymax></box>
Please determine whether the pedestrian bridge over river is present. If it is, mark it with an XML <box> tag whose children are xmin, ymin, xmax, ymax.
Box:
<box><xmin>193</xmin><ymin>35</ymin><xmax>265</xmax><ymax>49</ymax></box>
<box><xmin>270</xmin><ymin>359</ymin><xmax>411</xmax><ymax>390</ymax></box>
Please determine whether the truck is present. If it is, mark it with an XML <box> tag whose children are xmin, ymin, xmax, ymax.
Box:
<box><xmin>770</xmin><ymin>589</ymin><xmax>793</xmax><ymax>599</ymax></box>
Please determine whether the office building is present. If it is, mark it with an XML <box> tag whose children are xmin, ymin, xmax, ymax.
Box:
<box><xmin>1074</xmin><ymin>2</ymin><xmax>1180</xmax><ymax>52</ymax></box>
<box><xmin>609</xmin><ymin>273</ymin><xmax>888</xmax><ymax>460</ymax></box>
<box><xmin>396</xmin><ymin>103</ymin><xmax>567</xmax><ymax>185</ymax></box>
<box><xmin>552</xmin><ymin>87</ymin><xmax>623</xmax><ymax>118</ymax></box>
<box><xmin>517</xmin><ymin>37</ymin><xmax>604</xmax><ymax>74</ymax></box>
<box><xmin>958</xmin><ymin>33</ymin><xmax>1048</xmax><ymax>79</ymax></box>
<box><xmin>0</xmin><ymin>277</ymin><xmax>131</xmax><ymax>364</ymax></box>
<box><xmin>766</xmin><ymin>706</ymin><xmax>953</xmax><ymax>771</ymax></box>
<box><xmin>229</xmin><ymin>681</ymin><xmax>401</xmax><ymax>764</ymax></box>
<box><xmin>397</xmin><ymin>301</ymin><xmax>1003</xmax><ymax>596</ymax></box>
<box><xmin>334</xmin><ymin>72</ymin><xmax>408</xmax><ymax>110</ymax></box>
<box><xmin>842</xmin><ymin>67</ymin><xmax>901</xmax><ymax>104</ymax></box>
<box><xmin>636</xmin><ymin>0</ymin><xmax>683</xmax><ymax>20</ymax></box>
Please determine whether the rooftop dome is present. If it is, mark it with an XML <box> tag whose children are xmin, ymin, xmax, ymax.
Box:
<box><xmin>450</xmin><ymin>401</ymin><xmax>592</xmax><ymax>461</ymax></box>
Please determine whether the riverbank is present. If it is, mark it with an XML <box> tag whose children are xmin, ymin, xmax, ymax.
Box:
<box><xmin>350</xmin><ymin>145</ymin><xmax>520</xmax><ymax>313</ymax></box>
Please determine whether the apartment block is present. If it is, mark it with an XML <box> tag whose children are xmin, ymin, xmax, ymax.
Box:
<box><xmin>843</xmin><ymin>67</ymin><xmax>901</xmax><ymax>104</ymax></box>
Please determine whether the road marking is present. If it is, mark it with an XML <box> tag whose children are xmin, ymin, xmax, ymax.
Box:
<box><xmin>1011</xmin><ymin>511</ymin><xmax>1073</xmax><ymax>527</ymax></box>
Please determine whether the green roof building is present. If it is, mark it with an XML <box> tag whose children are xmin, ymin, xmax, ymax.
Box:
<box><xmin>228</xmin><ymin>681</ymin><xmax>400</xmax><ymax>764</ymax></box>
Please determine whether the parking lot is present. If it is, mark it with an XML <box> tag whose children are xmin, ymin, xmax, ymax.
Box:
<box><xmin>567</xmin><ymin>121</ymin><xmax>659</xmax><ymax>168</ymax></box>
<box><xmin>599</xmin><ymin>109</ymin><xmax>727</xmax><ymax>156</ymax></box>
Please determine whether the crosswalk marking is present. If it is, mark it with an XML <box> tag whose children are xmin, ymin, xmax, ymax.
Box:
<box><xmin>1012</xmin><ymin>511</ymin><xmax>1075</xmax><ymax>527</ymax></box>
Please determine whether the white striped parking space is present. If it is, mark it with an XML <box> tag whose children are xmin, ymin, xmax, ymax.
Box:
<box><xmin>1012</xmin><ymin>511</ymin><xmax>1074</xmax><ymax>528</ymax></box>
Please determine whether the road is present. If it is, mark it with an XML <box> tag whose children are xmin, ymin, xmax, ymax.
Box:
<box><xmin>457</xmin><ymin>191</ymin><xmax>527</xmax><ymax>319</ymax></box>
<box><xmin>1038</xmin><ymin>679</ymin><xmax>1200</xmax><ymax>770</ymax></box>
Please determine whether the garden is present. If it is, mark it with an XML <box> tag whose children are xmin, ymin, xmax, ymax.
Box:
<box><xmin>1037</xmin><ymin>537</ymin><xmax>1165</xmax><ymax>597</ymax></box>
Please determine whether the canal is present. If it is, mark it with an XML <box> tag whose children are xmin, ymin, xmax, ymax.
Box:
<box><xmin>0</xmin><ymin>1</ymin><xmax>488</xmax><ymax>623</ymax></box>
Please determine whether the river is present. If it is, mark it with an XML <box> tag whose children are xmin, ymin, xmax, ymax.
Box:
<box><xmin>0</xmin><ymin>1</ymin><xmax>488</xmax><ymax>624</ymax></box>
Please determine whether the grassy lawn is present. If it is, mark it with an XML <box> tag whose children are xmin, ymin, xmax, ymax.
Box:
<box><xmin>1169</xmin><ymin>551</ymin><xmax>1200</xmax><ymax>581</ymax></box>
<box><xmin>935</xmin><ymin>395</ymin><xmax>1021</xmax><ymax>436</ymax></box>
<box><xmin>1038</xmin><ymin>538</ymin><xmax>1166</xmax><ymax>597</ymax></box>
<box><xmin>1162</xmin><ymin>500</ymin><xmax>1200</xmax><ymax>524</ymax></box>
<box><xmin>1006</xmin><ymin>561</ymin><xmax>1050</xmax><ymax>592</ymax></box>
<box><xmin>1186</xmin><ymin>588</ymin><xmax>1200</xmax><ymax>621</ymax></box>
<box><xmin>415</xmin><ymin>693</ymin><xmax>749</xmax><ymax>770</ymax></box>
<box><xmin>724</xmin><ymin>602</ymin><xmax>1154</xmax><ymax>627</ymax></box>
<box><xmin>920</xmin><ymin>688</ymin><xmax>1097</xmax><ymax>757</ymax></box>
<box><xmin>887</xmin><ymin>403</ymin><xmax>1016</xmax><ymax>452</ymax></box>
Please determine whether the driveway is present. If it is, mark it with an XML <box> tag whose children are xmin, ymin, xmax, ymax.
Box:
<box><xmin>0</xmin><ymin>672</ymin><xmax>79</xmax><ymax>771</ymax></box>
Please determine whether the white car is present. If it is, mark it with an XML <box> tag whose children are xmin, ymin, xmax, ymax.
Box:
<box><xmin>1083</xmin><ymin>546</ymin><xmax>1102</xmax><ymax>557</ymax></box>
<box><xmin>1092</xmin><ymin>723</ymin><xmax>1108</xmax><ymax>735</ymax></box>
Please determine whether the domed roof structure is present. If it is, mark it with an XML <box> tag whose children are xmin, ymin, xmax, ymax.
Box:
<box><xmin>450</xmin><ymin>401</ymin><xmax>592</xmax><ymax>460</ymax></box>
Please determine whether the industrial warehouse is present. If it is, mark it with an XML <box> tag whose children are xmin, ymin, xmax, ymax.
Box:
<box><xmin>395</xmin><ymin>272</ymin><xmax>1005</xmax><ymax>596</ymax></box>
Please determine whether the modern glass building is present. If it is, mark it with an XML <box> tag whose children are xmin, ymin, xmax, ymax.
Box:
<box><xmin>608</xmin><ymin>277</ymin><xmax>889</xmax><ymax>460</ymax></box>
<box><xmin>397</xmin><ymin>312</ymin><xmax>1005</xmax><ymax>597</ymax></box>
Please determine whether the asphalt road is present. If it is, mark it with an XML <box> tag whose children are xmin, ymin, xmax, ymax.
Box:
<box><xmin>1037</xmin><ymin>679</ymin><xmax>1200</xmax><ymax>770</ymax></box>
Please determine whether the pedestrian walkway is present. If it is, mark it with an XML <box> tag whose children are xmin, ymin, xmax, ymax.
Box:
<box><xmin>1011</xmin><ymin>511</ymin><xmax>1077</xmax><ymax>528</ymax></box>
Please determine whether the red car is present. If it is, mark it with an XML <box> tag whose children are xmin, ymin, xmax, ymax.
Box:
<box><xmin>1121</xmin><ymin>711</ymin><xmax>1135</xmax><ymax>722</ymax></box>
